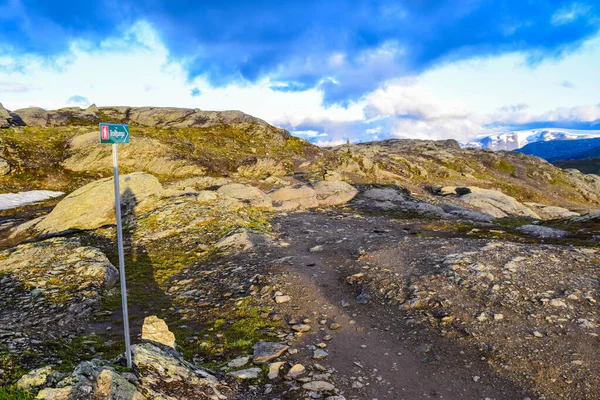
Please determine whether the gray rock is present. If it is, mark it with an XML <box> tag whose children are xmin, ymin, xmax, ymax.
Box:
<box><xmin>456</xmin><ymin>187</ymin><xmax>540</xmax><ymax>219</ymax></box>
<box><xmin>0</xmin><ymin>102</ymin><xmax>12</xmax><ymax>128</ymax></box>
<box><xmin>524</xmin><ymin>202</ymin><xmax>579</xmax><ymax>220</ymax></box>
<box><xmin>302</xmin><ymin>381</ymin><xmax>335</xmax><ymax>392</ymax></box>
<box><xmin>252</xmin><ymin>341</ymin><xmax>290</xmax><ymax>364</ymax></box>
<box><xmin>362</xmin><ymin>188</ymin><xmax>407</xmax><ymax>202</ymax></box>
<box><xmin>516</xmin><ymin>225</ymin><xmax>567</xmax><ymax>238</ymax></box>
<box><xmin>313</xmin><ymin>349</ymin><xmax>328</xmax><ymax>359</ymax></box>
<box><xmin>227</xmin><ymin>356</ymin><xmax>250</xmax><ymax>368</ymax></box>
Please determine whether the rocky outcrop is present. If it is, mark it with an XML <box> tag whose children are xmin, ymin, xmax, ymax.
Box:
<box><xmin>516</xmin><ymin>224</ymin><xmax>568</xmax><ymax>238</ymax></box>
<box><xmin>441</xmin><ymin>186</ymin><xmax>540</xmax><ymax>219</ymax></box>
<box><xmin>0</xmin><ymin>238</ymin><xmax>117</xmax><ymax>352</ymax></box>
<box><xmin>523</xmin><ymin>202</ymin><xmax>579</xmax><ymax>220</ymax></box>
<box><xmin>0</xmin><ymin>102</ymin><xmax>12</xmax><ymax>128</ymax></box>
<box><xmin>268</xmin><ymin>186</ymin><xmax>319</xmax><ymax>209</ymax></box>
<box><xmin>236</xmin><ymin>157</ymin><xmax>287</xmax><ymax>178</ymax></box>
<box><xmin>216</xmin><ymin>183</ymin><xmax>272</xmax><ymax>208</ymax></box>
<box><xmin>63</xmin><ymin>131</ymin><xmax>206</xmax><ymax>178</ymax></box>
<box><xmin>11</xmin><ymin>107</ymin><xmax>49</xmax><ymax>127</ymax></box>
<box><xmin>35</xmin><ymin>172</ymin><xmax>163</xmax><ymax>234</ymax></box>
<box><xmin>313</xmin><ymin>181</ymin><xmax>358</xmax><ymax>206</ymax></box>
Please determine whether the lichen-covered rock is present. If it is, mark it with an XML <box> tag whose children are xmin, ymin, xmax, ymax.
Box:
<box><xmin>142</xmin><ymin>315</ymin><xmax>176</xmax><ymax>349</ymax></box>
<box><xmin>16</xmin><ymin>366</ymin><xmax>52</xmax><ymax>391</ymax></box>
<box><xmin>35</xmin><ymin>172</ymin><xmax>163</xmax><ymax>234</ymax></box>
<box><xmin>215</xmin><ymin>230</ymin><xmax>256</xmax><ymax>251</ymax></box>
<box><xmin>132</xmin><ymin>342</ymin><xmax>226</xmax><ymax>399</ymax></box>
<box><xmin>269</xmin><ymin>186</ymin><xmax>319</xmax><ymax>209</ymax></box>
<box><xmin>313</xmin><ymin>181</ymin><xmax>358</xmax><ymax>206</ymax></box>
<box><xmin>12</xmin><ymin>107</ymin><xmax>49</xmax><ymax>127</ymax></box>
<box><xmin>36</xmin><ymin>386</ymin><xmax>73</xmax><ymax>400</ymax></box>
<box><xmin>94</xmin><ymin>368</ymin><xmax>145</xmax><ymax>400</ymax></box>
<box><xmin>217</xmin><ymin>183</ymin><xmax>272</xmax><ymax>208</ymax></box>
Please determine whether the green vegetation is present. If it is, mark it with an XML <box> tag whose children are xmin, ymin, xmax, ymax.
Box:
<box><xmin>0</xmin><ymin>388</ymin><xmax>32</xmax><ymax>400</ymax></box>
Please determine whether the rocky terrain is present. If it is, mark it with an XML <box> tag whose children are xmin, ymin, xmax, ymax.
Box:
<box><xmin>1</xmin><ymin>104</ymin><xmax>599</xmax><ymax>399</ymax></box>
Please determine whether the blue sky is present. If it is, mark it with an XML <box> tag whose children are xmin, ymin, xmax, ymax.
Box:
<box><xmin>0</xmin><ymin>0</ymin><xmax>599</xmax><ymax>144</ymax></box>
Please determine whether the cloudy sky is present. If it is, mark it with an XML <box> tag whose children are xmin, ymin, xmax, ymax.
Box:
<box><xmin>0</xmin><ymin>0</ymin><xmax>599</xmax><ymax>145</ymax></box>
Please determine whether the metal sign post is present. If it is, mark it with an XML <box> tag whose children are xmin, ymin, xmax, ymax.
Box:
<box><xmin>100</xmin><ymin>123</ymin><xmax>132</xmax><ymax>368</ymax></box>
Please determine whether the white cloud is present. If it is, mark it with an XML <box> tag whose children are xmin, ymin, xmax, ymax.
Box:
<box><xmin>0</xmin><ymin>19</ymin><xmax>598</xmax><ymax>147</ymax></box>
<box><xmin>551</xmin><ymin>3</ymin><xmax>591</xmax><ymax>25</ymax></box>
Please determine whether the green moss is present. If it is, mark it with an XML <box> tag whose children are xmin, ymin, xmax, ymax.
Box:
<box><xmin>0</xmin><ymin>388</ymin><xmax>33</xmax><ymax>400</ymax></box>
<box><xmin>493</xmin><ymin>159</ymin><xmax>515</xmax><ymax>175</ymax></box>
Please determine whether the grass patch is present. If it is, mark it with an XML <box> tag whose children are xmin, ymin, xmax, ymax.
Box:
<box><xmin>0</xmin><ymin>388</ymin><xmax>33</xmax><ymax>400</ymax></box>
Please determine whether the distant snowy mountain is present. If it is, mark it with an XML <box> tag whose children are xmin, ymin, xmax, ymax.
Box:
<box><xmin>464</xmin><ymin>128</ymin><xmax>600</xmax><ymax>151</ymax></box>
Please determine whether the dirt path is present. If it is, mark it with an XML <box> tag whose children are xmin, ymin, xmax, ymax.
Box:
<box><xmin>260</xmin><ymin>210</ymin><xmax>531</xmax><ymax>399</ymax></box>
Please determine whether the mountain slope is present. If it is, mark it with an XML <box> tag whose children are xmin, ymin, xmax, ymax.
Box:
<box><xmin>466</xmin><ymin>128</ymin><xmax>600</xmax><ymax>151</ymax></box>
<box><xmin>515</xmin><ymin>137</ymin><xmax>600</xmax><ymax>162</ymax></box>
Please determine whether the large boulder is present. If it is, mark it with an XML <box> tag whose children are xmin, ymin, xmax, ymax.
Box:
<box><xmin>454</xmin><ymin>187</ymin><xmax>540</xmax><ymax>219</ymax></box>
<box><xmin>523</xmin><ymin>202</ymin><xmax>579</xmax><ymax>220</ymax></box>
<box><xmin>268</xmin><ymin>186</ymin><xmax>319</xmax><ymax>209</ymax></box>
<box><xmin>216</xmin><ymin>183</ymin><xmax>272</xmax><ymax>208</ymax></box>
<box><xmin>35</xmin><ymin>172</ymin><xmax>163</xmax><ymax>234</ymax></box>
<box><xmin>0</xmin><ymin>102</ymin><xmax>11</xmax><ymax>128</ymax></box>
<box><xmin>312</xmin><ymin>181</ymin><xmax>358</xmax><ymax>206</ymax></box>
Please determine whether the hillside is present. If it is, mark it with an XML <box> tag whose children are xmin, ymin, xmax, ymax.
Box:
<box><xmin>1</xmin><ymin>105</ymin><xmax>600</xmax><ymax>400</ymax></box>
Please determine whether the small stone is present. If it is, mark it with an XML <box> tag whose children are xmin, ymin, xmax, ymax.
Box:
<box><xmin>228</xmin><ymin>368</ymin><xmax>261</xmax><ymax>380</ymax></box>
<box><xmin>316</xmin><ymin>343</ymin><xmax>327</xmax><ymax>348</ymax></box>
<box><xmin>313</xmin><ymin>349</ymin><xmax>328</xmax><ymax>359</ymax></box>
<box><xmin>533</xmin><ymin>331</ymin><xmax>544</xmax><ymax>338</ymax></box>
<box><xmin>268</xmin><ymin>362</ymin><xmax>285</xmax><ymax>380</ymax></box>
<box><xmin>473</xmin><ymin>376</ymin><xmax>480</xmax><ymax>383</ymax></box>
<box><xmin>142</xmin><ymin>316</ymin><xmax>176</xmax><ymax>349</ymax></box>
<box><xmin>323</xmin><ymin>335</ymin><xmax>333</xmax><ymax>341</ymax></box>
<box><xmin>253</xmin><ymin>341</ymin><xmax>290</xmax><ymax>364</ymax></box>
<box><xmin>549</xmin><ymin>298</ymin><xmax>568</xmax><ymax>308</ymax></box>
<box><xmin>309</xmin><ymin>245</ymin><xmax>324</xmax><ymax>253</ymax></box>
<box><xmin>275</xmin><ymin>295</ymin><xmax>291</xmax><ymax>304</ymax></box>
<box><xmin>476</xmin><ymin>313</ymin><xmax>487</xmax><ymax>322</ymax></box>
<box><xmin>329</xmin><ymin>323</ymin><xmax>341</xmax><ymax>330</ymax></box>
<box><xmin>286</xmin><ymin>364</ymin><xmax>306</xmax><ymax>379</ymax></box>
<box><xmin>302</xmin><ymin>381</ymin><xmax>335</xmax><ymax>392</ymax></box>
<box><xmin>227</xmin><ymin>356</ymin><xmax>250</xmax><ymax>368</ymax></box>
<box><xmin>493</xmin><ymin>314</ymin><xmax>504</xmax><ymax>321</ymax></box>
<box><xmin>292</xmin><ymin>324</ymin><xmax>311</xmax><ymax>332</ymax></box>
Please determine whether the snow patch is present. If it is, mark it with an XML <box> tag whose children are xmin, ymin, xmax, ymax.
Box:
<box><xmin>0</xmin><ymin>190</ymin><xmax>64</xmax><ymax>211</ymax></box>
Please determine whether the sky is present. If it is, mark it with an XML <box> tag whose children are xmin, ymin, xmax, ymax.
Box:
<box><xmin>0</xmin><ymin>0</ymin><xmax>599</xmax><ymax>145</ymax></box>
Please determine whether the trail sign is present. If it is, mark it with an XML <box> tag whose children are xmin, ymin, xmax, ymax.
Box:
<box><xmin>99</xmin><ymin>123</ymin><xmax>132</xmax><ymax>368</ymax></box>
<box><xmin>100</xmin><ymin>123</ymin><xmax>130</xmax><ymax>144</ymax></box>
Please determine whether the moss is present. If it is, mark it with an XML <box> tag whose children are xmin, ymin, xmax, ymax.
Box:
<box><xmin>493</xmin><ymin>159</ymin><xmax>515</xmax><ymax>175</ymax></box>
<box><xmin>0</xmin><ymin>388</ymin><xmax>33</xmax><ymax>400</ymax></box>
